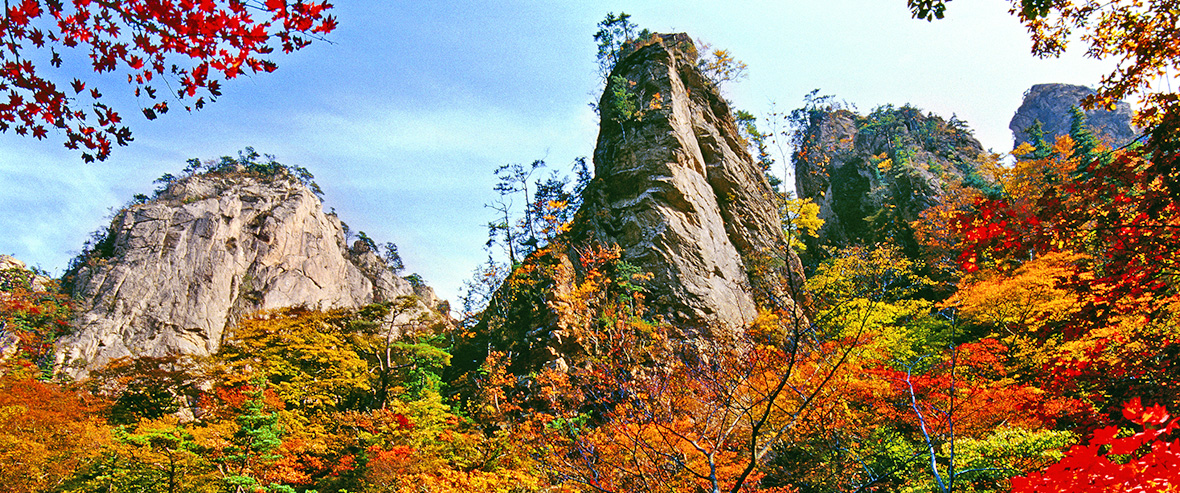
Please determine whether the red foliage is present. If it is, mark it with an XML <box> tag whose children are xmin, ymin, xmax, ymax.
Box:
<box><xmin>1011</xmin><ymin>398</ymin><xmax>1180</xmax><ymax>492</ymax></box>
<box><xmin>0</xmin><ymin>0</ymin><xmax>336</xmax><ymax>161</ymax></box>
<box><xmin>954</xmin><ymin>144</ymin><xmax>1180</xmax><ymax>323</ymax></box>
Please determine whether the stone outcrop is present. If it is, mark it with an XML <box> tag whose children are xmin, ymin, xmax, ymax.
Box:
<box><xmin>0</xmin><ymin>255</ymin><xmax>53</xmax><ymax>364</ymax></box>
<box><xmin>1</xmin><ymin>254</ymin><xmax>52</xmax><ymax>292</ymax></box>
<box><xmin>793</xmin><ymin>105</ymin><xmax>993</xmax><ymax>259</ymax></box>
<box><xmin>1010</xmin><ymin>83</ymin><xmax>1137</xmax><ymax>149</ymax></box>
<box><xmin>55</xmin><ymin>170</ymin><xmax>443</xmax><ymax>378</ymax></box>
<box><xmin>578</xmin><ymin>33</ymin><xmax>793</xmax><ymax>330</ymax></box>
<box><xmin>465</xmin><ymin>34</ymin><xmax>802</xmax><ymax>374</ymax></box>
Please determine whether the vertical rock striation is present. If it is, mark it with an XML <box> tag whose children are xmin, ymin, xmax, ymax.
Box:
<box><xmin>467</xmin><ymin>34</ymin><xmax>801</xmax><ymax>374</ymax></box>
<box><xmin>578</xmin><ymin>32</ymin><xmax>790</xmax><ymax>330</ymax></box>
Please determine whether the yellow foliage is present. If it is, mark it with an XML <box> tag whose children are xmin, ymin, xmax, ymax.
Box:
<box><xmin>993</xmin><ymin>136</ymin><xmax>1082</xmax><ymax>203</ymax></box>
<box><xmin>216</xmin><ymin>307</ymin><xmax>372</xmax><ymax>413</ymax></box>
<box><xmin>782</xmin><ymin>197</ymin><xmax>824</xmax><ymax>251</ymax></box>
<box><xmin>946</xmin><ymin>251</ymin><xmax>1088</xmax><ymax>335</ymax></box>
<box><xmin>388</xmin><ymin>468</ymin><xmax>550</xmax><ymax>493</ymax></box>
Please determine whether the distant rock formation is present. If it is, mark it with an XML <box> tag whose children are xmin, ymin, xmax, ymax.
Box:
<box><xmin>0</xmin><ymin>255</ymin><xmax>52</xmax><ymax>292</ymax></box>
<box><xmin>1</xmin><ymin>255</ymin><xmax>53</xmax><ymax>364</ymax></box>
<box><xmin>793</xmin><ymin>105</ymin><xmax>993</xmax><ymax>260</ymax></box>
<box><xmin>55</xmin><ymin>169</ymin><xmax>443</xmax><ymax>378</ymax></box>
<box><xmin>466</xmin><ymin>34</ymin><xmax>802</xmax><ymax>373</ymax></box>
<box><xmin>1010</xmin><ymin>83</ymin><xmax>1137</xmax><ymax>149</ymax></box>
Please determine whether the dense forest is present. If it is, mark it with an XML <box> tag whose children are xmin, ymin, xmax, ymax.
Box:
<box><xmin>3</xmin><ymin>1</ymin><xmax>1180</xmax><ymax>493</ymax></box>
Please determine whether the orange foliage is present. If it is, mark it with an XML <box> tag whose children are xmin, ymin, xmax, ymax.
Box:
<box><xmin>0</xmin><ymin>372</ymin><xmax>112</xmax><ymax>493</ymax></box>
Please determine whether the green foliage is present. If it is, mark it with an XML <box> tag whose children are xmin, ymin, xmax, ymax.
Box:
<box><xmin>458</xmin><ymin>255</ymin><xmax>510</xmax><ymax>319</ymax></box>
<box><xmin>788</xmin><ymin>89</ymin><xmax>849</xmax><ymax>152</ymax></box>
<box><xmin>607</xmin><ymin>74</ymin><xmax>641</xmax><ymax>124</ymax></box>
<box><xmin>807</xmin><ymin>244</ymin><xmax>947</xmax><ymax>360</ymax></box>
<box><xmin>389</xmin><ymin>338</ymin><xmax>452</xmax><ymax>399</ymax></box>
<box><xmin>404</xmin><ymin>273</ymin><xmax>425</xmax><ymax>289</ymax></box>
<box><xmin>180</xmin><ymin>147</ymin><xmax>323</xmax><ymax>196</ymax></box>
<box><xmin>219</xmin><ymin>380</ymin><xmax>287</xmax><ymax>493</ymax></box>
<box><xmin>62</xmin><ymin>219</ymin><xmax>120</xmax><ymax>294</ymax></box>
<box><xmin>354</xmin><ymin>231</ymin><xmax>378</xmax><ymax>252</ymax></box>
<box><xmin>907</xmin><ymin>0</ymin><xmax>950</xmax><ymax>21</ymax></box>
<box><xmin>66</xmin><ymin>418</ymin><xmax>217</xmax><ymax>493</ymax></box>
<box><xmin>0</xmin><ymin>268</ymin><xmax>33</xmax><ymax>292</ymax></box>
<box><xmin>470</xmin><ymin>156</ymin><xmax>587</xmax><ymax>321</ymax></box>
<box><xmin>593</xmin><ymin>12</ymin><xmax>646</xmax><ymax>80</ymax></box>
<box><xmin>381</xmin><ymin>242</ymin><xmax>405</xmax><ymax>274</ymax></box>
<box><xmin>807</xmin><ymin>244</ymin><xmax>934</xmax><ymax>305</ymax></box>
<box><xmin>951</xmin><ymin>427</ymin><xmax>1076</xmax><ymax>489</ymax></box>
<box><xmin>1019</xmin><ymin>120</ymin><xmax>1055</xmax><ymax>161</ymax></box>
<box><xmin>0</xmin><ymin>266</ymin><xmax>74</xmax><ymax>372</ymax></box>
<box><xmin>489</xmin><ymin>160</ymin><xmax>546</xmax><ymax>263</ymax></box>
<box><xmin>1067</xmin><ymin>106</ymin><xmax>1109</xmax><ymax>167</ymax></box>
<box><xmin>88</xmin><ymin>356</ymin><xmax>205</xmax><ymax>425</ymax></box>
<box><xmin>735</xmin><ymin>109</ymin><xmax>779</xmax><ymax>187</ymax></box>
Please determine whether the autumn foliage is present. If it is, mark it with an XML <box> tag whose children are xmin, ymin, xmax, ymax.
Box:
<box><xmin>3</xmin><ymin>4</ymin><xmax>1180</xmax><ymax>492</ymax></box>
<box><xmin>0</xmin><ymin>0</ymin><xmax>335</xmax><ymax>161</ymax></box>
<box><xmin>1010</xmin><ymin>398</ymin><xmax>1180</xmax><ymax>492</ymax></box>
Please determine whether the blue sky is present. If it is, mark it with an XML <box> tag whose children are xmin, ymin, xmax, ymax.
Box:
<box><xmin>0</xmin><ymin>1</ymin><xmax>1115</xmax><ymax>303</ymax></box>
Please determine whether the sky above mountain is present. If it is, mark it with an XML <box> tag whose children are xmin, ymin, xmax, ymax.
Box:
<box><xmin>0</xmin><ymin>0</ymin><xmax>1117</xmax><ymax>304</ymax></box>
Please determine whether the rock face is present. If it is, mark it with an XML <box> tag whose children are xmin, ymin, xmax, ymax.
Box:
<box><xmin>56</xmin><ymin>170</ymin><xmax>440</xmax><ymax>378</ymax></box>
<box><xmin>1010</xmin><ymin>83</ymin><xmax>1137</xmax><ymax>149</ymax></box>
<box><xmin>793</xmin><ymin>105</ymin><xmax>993</xmax><ymax>259</ymax></box>
<box><xmin>578</xmin><ymin>33</ymin><xmax>791</xmax><ymax>329</ymax></box>
<box><xmin>467</xmin><ymin>34</ymin><xmax>800</xmax><ymax>373</ymax></box>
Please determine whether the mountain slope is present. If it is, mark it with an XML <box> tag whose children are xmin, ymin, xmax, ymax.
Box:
<box><xmin>56</xmin><ymin>164</ymin><xmax>443</xmax><ymax>378</ymax></box>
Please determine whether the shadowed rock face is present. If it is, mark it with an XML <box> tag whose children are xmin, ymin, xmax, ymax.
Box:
<box><xmin>55</xmin><ymin>171</ymin><xmax>440</xmax><ymax>378</ymax></box>
<box><xmin>578</xmin><ymin>32</ymin><xmax>791</xmax><ymax>330</ymax></box>
<box><xmin>466</xmin><ymin>34</ymin><xmax>802</xmax><ymax>374</ymax></box>
<box><xmin>793</xmin><ymin>105</ymin><xmax>991</xmax><ymax>260</ymax></box>
<box><xmin>1010</xmin><ymin>83</ymin><xmax>1138</xmax><ymax>149</ymax></box>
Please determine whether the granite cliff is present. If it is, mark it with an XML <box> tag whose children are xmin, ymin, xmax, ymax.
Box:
<box><xmin>464</xmin><ymin>34</ymin><xmax>802</xmax><ymax>374</ymax></box>
<box><xmin>55</xmin><ymin>166</ymin><xmax>443</xmax><ymax>378</ymax></box>
<box><xmin>792</xmin><ymin>104</ymin><xmax>994</xmax><ymax>260</ymax></box>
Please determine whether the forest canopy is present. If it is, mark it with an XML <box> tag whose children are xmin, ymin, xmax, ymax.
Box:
<box><xmin>1</xmin><ymin>3</ymin><xmax>1179</xmax><ymax>493</ymax></box>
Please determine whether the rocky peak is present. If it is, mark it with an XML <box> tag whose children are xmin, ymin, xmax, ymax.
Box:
<box><xmin>55</xmin><ymin>169</ymin><xmax>443</xmax><ymax>378</ymax></box>
<box><xmin>0</xmin><ymin>255</ymin><xmax>52</xmax><ymax>292</ymax></box>
<box><xmin>582</xmin><ymin>32</ymin><xmax>794</xmax><ymax>329</ymax></box>
<box><xmin>793</xmin><ymin>104</ymin><xmax>993</xmax><ymax>259</ymax></box>
<box><xmin>466</xmin><ymin>34</ymin><xmax>802</xmax><ymax>373</ymax></box>
<box><xmin>1010</xmin><ymin>83</ymin><xmax>1137</xmax><ymax>149</ymax></box>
